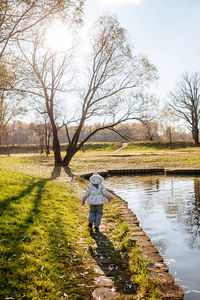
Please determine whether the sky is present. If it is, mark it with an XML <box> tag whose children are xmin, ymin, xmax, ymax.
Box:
<box><xmin>84</xmin><ymin>0</ymin><xmax>200</xmax><ymax>105</ymax></box>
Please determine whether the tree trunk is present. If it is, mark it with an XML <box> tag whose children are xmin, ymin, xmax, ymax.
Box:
<box><xmin>52</xmin><ymin>125</ymin><xmax>62</xmax><ymax>165</ymax></box>
<box><xmin>193</xmin><ymin>127</ymin><xmax>199</xmax><ymax>145</ymax></box>
<box><xmin>45</xmin><ymin>131</ymin><xmax>51</xmax><ymax>154</ymax></box>
<box><xmin>62</xmin><ymin>143</ymin><xmax>78</xmax><ymax>166</ymax></box>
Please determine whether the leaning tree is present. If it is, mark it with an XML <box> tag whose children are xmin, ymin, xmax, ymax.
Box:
<box><xmin>61</xmin><ymin>15</ymin><xmax>158</xmax><ymax>166</ymax></box>
<box><xmin>18</xmin><ymin>14</ymin><xmax>158</xmax><ymax>166</ymax></box>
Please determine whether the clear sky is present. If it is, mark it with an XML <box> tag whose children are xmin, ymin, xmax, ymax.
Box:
<box><xmin>85</xmin><ymin>0</ymin><xmax>200</xmax><ymax>105</ymax></box>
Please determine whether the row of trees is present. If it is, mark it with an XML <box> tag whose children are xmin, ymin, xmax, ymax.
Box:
<box><xmin>0</xmin><ymin>1</ymin><xmax>200</xmax><ymax>166</ymax></box>
<box><xmin>0</xmin><ymin>120</ymin><xmax>191</xmax><ymax>151</ymax></box>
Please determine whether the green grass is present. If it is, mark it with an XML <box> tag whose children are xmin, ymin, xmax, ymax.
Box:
<box><xmin>119</xmin><ymin>141</ymin><xmax>200</xmax><ymax>153</ymax></box>
<box><xmin>0</xmin><ymin>145</ymin><xmax>196</xmax><ymax>298</ymax></box>
<box><xmin>0</xmin><ymin>165</ymin><xmax>96</xmax><ymax>299</ymax></box>
<box><xmin>77</xmin><ymin>142</ymin><xmax>121</xmax><ymax>154</ymax></box>
<box><xmin>0</xmin><ymin>155</ymin><xmax>162</xmax><ymax>299</ymax></box>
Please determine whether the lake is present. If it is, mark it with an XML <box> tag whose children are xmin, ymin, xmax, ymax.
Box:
<box><xmin>105</xmin><ymin>175</ymin><xmax>200</xmax><ymax>300</ymax></box>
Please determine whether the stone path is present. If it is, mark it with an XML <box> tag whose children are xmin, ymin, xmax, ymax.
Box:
<box><xmin>113</xmin><ymin>143</ymin><xmax>129</xmax><ymax>152</ymax></box>
<box><xmin>98</xmin><ymin>194</ymin><xmax>184</xmax><ymax>300</ymax></box>
<box><xmin>90</xmin><ymin>225</ymin><xmax>137</xmax><ymax>299</ymax></box>
<box><xmin>85</xmin><ymin>187</ymin><xmax>184</xmax><ymax>299</ymax></box>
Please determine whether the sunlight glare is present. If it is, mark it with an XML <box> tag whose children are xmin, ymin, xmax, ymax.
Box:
<box><xmin>46</xmin><ymin>22</ymin><xmax>74</xmax><ymax>52</ymax></box>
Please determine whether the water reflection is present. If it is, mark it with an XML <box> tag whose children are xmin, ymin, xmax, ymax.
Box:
<box><xmin>105</xmin><ymin>175</ymin><xmax>200</xmax><ymax>300</ymax></box>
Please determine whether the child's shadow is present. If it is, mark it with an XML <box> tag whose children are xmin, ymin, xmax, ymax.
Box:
<box><xmin>89</xmin><ymin>230</ymin><xmax>137</xmax><ymax>296</ymax></box>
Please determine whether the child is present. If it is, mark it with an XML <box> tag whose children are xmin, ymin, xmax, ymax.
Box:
<box><xmin>82</xmin><ymin>173</ymin><xmax>111</xmax><ymax>232</ymax></box>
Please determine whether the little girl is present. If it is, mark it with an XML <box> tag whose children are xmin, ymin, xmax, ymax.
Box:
<box><xmin>82</xmin><ymin>173</ymin><xmax>111</xmax><ymax>232</ymax></box>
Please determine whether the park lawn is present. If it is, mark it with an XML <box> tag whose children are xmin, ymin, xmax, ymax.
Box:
<box><xmin>77</xmin><ymin>142</ymin><xmax>121</xmax><ymax>154</ymax></box>
<box><xmin>69</xmin><ymin>152</ymin><xmax>200</xmax><ymax>174</ymax></box>
<box><xmin>0</xmin><ymin>156</ymin><xmax>163</xmax><ymax>299</ymax></box>
<box><xmin>0</xmin><ymin>164</ymin><xmax>97</xmax><ymax>299</ymax></box>
<box><xmin>117</xmin><ymin>141</ymin><xmax>200</xmax><ymax>153</ymax></box>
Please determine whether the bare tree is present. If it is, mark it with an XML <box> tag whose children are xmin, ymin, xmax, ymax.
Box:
<box><xmin>0</xmin><ymin>0</ymin><xmax>84</xmax><ymax>59</ymax></box>
<box><xmin>0</xmin><ymin>0</ymin><xmax>84</xmax><ymax>147</ymax></box>
<box><xmin>169</xmin><ymin>72</ymin><xmax>200</xmax><ymax>144</ymax></box>
<box><xmin>137</xmin><ymin>94</ymin><xmax>159</xmax><ymax>141</ymax></box>
<box><xmin>17</xmin><ymin>14</ymin><xmax>157</xmax><ymax>166</ymax></box>
<box><xmin>30</xmin><ymin>116</ymin><xmax>52</xmax><ymax>154</ymax></box>
<box><xmin>140</xmin><ymin>121</ymin><xmax>159</xmax><ymax>141</ymax></box>
<box><xmin>0</xmin><ymin>61</ymin><xmax>25</xmax><ymax>144</ymax></box>
<box><xmin>17</xmin><ymin>25</ymin><xmax>74</xmax><ymax>164</ymax></box>
<box><xmin>62</xmin><ymin>15</ymin><xmax>158</xmax><ymax>165</ymax></box>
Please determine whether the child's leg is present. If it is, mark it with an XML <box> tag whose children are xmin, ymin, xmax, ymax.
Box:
<box><xmin>94</xmin><ymin>205</ymin><xmax>103</xmax><ymax>228</ymax></box>
<box><xmin>88</xmin><ymin>205</ymin><xmax>96</xmax><ymax>225</ymax></box>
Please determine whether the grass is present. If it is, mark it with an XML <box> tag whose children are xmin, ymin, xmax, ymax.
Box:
<box><xmin>0</xmin><ymin>155</ymin><xmax>162</xmax><ymax>299</ymax></box>
<box><xmin>118</xmin><ymin>141</ymin><xmax>200</xmax><ymax>153</ymax></box>
<box><xmin>78</xmin><ymin>142</ymin><xmax>121</xmax><ymax>154</ymax></box>
<box><xmin>68</xmin><ymin>152</ymin><xmax>200</xmax><ymax>175</ymax></box>
<box><xmin>1</xmin><ymin>141</ymin><xmax>197</xmax><ymax>299</ymax></box>
<box><xmin>0</xmin><ymin>164</ymin><xmax>97</xmax><ymax>299</ymax></box>
<box><xmin>9</xmin><ymin>146</ymin><xmax>200</xmax><ymax>176</ymax></box>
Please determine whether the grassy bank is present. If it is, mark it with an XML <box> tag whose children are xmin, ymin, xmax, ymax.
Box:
<box><xmin>0</xmin><ymin>142</ymin><xmax>120</xmax><ymax>155</ymax></box>
<box><xmin>0</xmin><ymin>165</ymin><xmax>98</xmax><ymax>299</ymax></box>
<box><xmin>0</xmin><ymin>143</ymin><xmax>196</xmax><ymax>298</ymax></box>
<box><xmin>0</xmin><ymin>156</ymin><xmax>161</xmax><ymax>299</ymax></box>
<box><xmin>2</xmin><ymin>140</ymin><xmax>200</xmax><ymax>156</ymax></box>
<box><xmin>118</xmin><ymin>141</ymin><xmax>200</xmax><ymax>153</ymax></box>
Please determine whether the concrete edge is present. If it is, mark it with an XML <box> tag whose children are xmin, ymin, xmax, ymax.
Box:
<box><xmin>80</xmin><ymin>168</ymin><xmax>200</xmax><ymax>179</ymax></box>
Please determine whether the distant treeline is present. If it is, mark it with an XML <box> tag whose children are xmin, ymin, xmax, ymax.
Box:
<box><xmin>0</xmin><ymin>121</ymin><xmax>191</xmax><ymax>146</ymax></box>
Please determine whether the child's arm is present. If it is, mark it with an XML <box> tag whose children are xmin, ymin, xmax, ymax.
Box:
<box><xmin>101</xmin><ymin>185</ymin><xmax>112</xmax><ymax>202</ymax></box>
<box><xmin>106</xmin><ymin>194</ymin><xmax>112</xmax><ymax>202</ymax></box>
<box><xmin>82</xmin><ymin>195</ymin><xmax>87</xmax><ymax>206</ymax></box>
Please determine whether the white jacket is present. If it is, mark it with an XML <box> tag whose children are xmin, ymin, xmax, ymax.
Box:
<box><xmin>83</xmin><ymin>173</ymin><xmax>110</xmax><ymax>205</ymax></box>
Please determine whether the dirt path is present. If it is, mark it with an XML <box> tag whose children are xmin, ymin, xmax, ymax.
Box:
<box><xmin>113</xmin><ymin>142</ymin><xmax>129</xmax><ymax>152</ymax></box>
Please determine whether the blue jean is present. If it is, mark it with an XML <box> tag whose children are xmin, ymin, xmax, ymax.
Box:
<box><xmin>89</xmin><ymin>204</ymin><xmax>103</xmax><ymax>227</ymax></box>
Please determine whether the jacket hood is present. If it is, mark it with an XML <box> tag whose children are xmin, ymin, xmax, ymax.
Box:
<box><xmin>89</xmin><ymin>173</ymin><xmax>103</xmax><ymax>184</ymax></box>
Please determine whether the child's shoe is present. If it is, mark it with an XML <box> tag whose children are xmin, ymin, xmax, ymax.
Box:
<box><xmin>94</xmin><ymin>226</ymin><xmax>99</xmax><ymax>232</ymax></box>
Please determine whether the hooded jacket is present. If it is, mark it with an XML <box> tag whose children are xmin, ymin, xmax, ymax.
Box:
<box><xmin>83</xmin><ymin>173</ymin><xmax>110</xmax><ymax>205</ymax></box>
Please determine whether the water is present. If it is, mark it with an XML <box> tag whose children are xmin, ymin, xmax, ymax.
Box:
<box><xmin>105</xmin><ymin>175</ymin><xmax>200</xmax><ymax>300</ymax></box>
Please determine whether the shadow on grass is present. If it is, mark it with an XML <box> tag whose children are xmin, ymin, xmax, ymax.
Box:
<box><xmin>0</xmin><ymin>177</ymin><xmax>50</xmax><ymax>298</ymax></box>
<box><xmin>0</xmin><ymin>178</ymin><xmax>49</xmax><ymax>249</ymax></box>
<box><xmin>0</xmin><ymin>178</ymin><xmax>48</xmax><ymax>215</ymax></box>
<box><xmin>0</xmin><ymin>166</ymin><xmax>92</xmax><ymax>298</ymax></box>
<box><xmin>46</xmin><ymin>216</ymin><xmax>95</xmax><ymax>298</ymax></box>
<box><xmin>50</xmin><ymin>165</ymin><xmax>74</xmax><ymax>179</ymax></box>
<box><xmin>50</xmin><ymin>165</ymin><xmax>62</xmax><ymax>179</ymax></box>
<box><xmin>90</xmin><ymin>230</ymin><xmax>137</xmax><ymax>296</ymax></box>
<box><xmin>63</xmin><ymin>165</ymin><xmax>74</xmax><ymax>178</ymax></box>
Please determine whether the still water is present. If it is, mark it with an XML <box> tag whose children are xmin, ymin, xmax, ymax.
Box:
<box><xmin>105</xmin><ymin>175</ymin><xmax>200</xmax><ymax>300</ymax></box>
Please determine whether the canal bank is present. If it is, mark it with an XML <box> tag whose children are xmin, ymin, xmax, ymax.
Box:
<box><xmin>80</xmin><ymin>169</ymin><xmax>188</xmax><ymax>299</ymax></box>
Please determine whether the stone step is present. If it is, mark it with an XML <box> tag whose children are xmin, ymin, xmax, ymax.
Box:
<box><xmin>156</xmin><ymin>282</ymin><xmax>184</xmax><ymax>300</ymax></box>
<box><xmin>149</xmin><ymin>271</ymin><xmax>174</xmax><ymax>284</ymax></box>
<box><xmin>139</xmin><ymin>252</ymin><xmax>163</xmax><ymax>263</ymax></box>
<box><xmin>92</xmin><ymin>287</ymin><xmax>118</xmax><ymax>299</ymax></box>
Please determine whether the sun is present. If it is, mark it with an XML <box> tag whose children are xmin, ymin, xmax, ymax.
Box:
<box><xmin>46</xmin><ymin>21</ymin><xmax>74</xmax><ymax>52</ymax></box>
